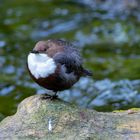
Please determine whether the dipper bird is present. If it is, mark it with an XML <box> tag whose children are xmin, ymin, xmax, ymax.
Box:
<box><xmin>27</xmin><ymin>39</ymin><xmax>92</xmax><ymax>99</ymax></box>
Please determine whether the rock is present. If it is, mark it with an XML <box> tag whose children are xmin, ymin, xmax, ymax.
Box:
<box><xmin>0</xmin><ymin>95</ymin><xmax>140</xmax><ymax>140</ymax></box>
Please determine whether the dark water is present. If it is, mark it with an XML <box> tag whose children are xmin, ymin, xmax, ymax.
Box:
<box><xmin>1</xmin><ymin>0</ymin><xmax>140</xmax><ymax>120</ymax></box>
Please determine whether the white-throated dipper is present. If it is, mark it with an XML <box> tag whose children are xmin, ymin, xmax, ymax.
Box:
<box><xmin>27</xmin><ymin>39</ymin><xmax>92</xmax><ymax>99</ymax></box>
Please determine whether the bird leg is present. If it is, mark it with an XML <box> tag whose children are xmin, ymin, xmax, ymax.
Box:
<box><xmin>52</xmin><ymin>92</ymin><xmax>58</xmax><ymax>99</ymax></box>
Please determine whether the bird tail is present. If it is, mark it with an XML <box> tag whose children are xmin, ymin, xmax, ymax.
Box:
<box><xmin>82</xmin><ymin>68</ymin><xmax>93</xmax><ymax>76</ymax></box>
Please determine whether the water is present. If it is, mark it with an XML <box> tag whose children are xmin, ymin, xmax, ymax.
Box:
<box><xmin>0</xmin><ymin>0</ymin><xmax>140</xmax><ymax>120</ymax></box>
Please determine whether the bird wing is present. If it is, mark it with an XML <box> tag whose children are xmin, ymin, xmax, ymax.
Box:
<box><xmin>53</xmin><ymin>47</ymin><xmax>92</xmax><ymax>76</ymax></box>
<box><xmin>53</xmin><ymin>47</ymin><xmax>83</xmax><ymax>74</ymax></box>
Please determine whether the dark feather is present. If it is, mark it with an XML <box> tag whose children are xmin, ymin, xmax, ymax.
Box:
<box><xmin>53</xmin><ymin>47</ymin><xmax>82</xmax><ymax>73</ymax></box>
<box><xmin>52</xmin><ymin>39</ymin><xmax>92</xmax><ymax>76</ymax></box>
<box><xmin>82</xmin><ymin>68</ymin><xmax>93</xmax><ymax>76</ymax></box>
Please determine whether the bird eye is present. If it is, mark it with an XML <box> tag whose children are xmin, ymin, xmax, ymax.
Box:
<box><xmin>44</xmin><ymin>48</ymin><xmax>47</xmax><ymax>51</ymax></box>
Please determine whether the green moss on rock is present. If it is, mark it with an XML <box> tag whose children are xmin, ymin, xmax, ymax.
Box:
<box><xmin>0</xmin><ymin>94</ymin><xmax>140</xmax><ymax>139</ymax></box>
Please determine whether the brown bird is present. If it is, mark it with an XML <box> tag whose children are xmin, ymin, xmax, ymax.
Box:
<box><xmin>27</xmin><ymin>39</ymin><xmax>92</xmax><ymax>99</ymax></box>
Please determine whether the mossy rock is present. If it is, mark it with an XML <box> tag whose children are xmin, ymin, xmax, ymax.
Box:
<box><xmin>0</xmin><ymin>94</ymin><xmax>140</xmax><ymax>140</ymax></box>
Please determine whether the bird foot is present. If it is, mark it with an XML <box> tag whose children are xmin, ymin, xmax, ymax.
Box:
<box><xmin>41</xmin><ymin>93</ymin><xmax>58</xmax><ymax>100</ymax></box>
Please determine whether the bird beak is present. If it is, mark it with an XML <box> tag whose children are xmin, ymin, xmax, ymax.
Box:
<box><xmin>30</xmin><ymin>50</ymin><xmax>39</xmax><ymax>54</ymax></box>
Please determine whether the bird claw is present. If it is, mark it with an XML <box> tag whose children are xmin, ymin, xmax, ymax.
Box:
<box><xmin>41</xmin><ymin>93</ymin><xmax>58</xmax><ymax>100</ymax></box>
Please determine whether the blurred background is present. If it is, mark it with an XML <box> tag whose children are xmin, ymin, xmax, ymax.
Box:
<box><xmin>1</xmin><ymin>0</ymin><xmax>140</xmax><ymax>121</ymax></box>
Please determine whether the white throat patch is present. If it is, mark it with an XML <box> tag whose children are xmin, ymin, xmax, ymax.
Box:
<box><xmin>27</xmin><ymin>53</ymin><xmax>57</xmax><ymax>79</ymax></box>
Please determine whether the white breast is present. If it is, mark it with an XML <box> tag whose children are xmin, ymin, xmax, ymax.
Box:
<box><xmin>27</xmin><ymin>53</ymin><xmax>57</xmax><ymax>79</ymax></box>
